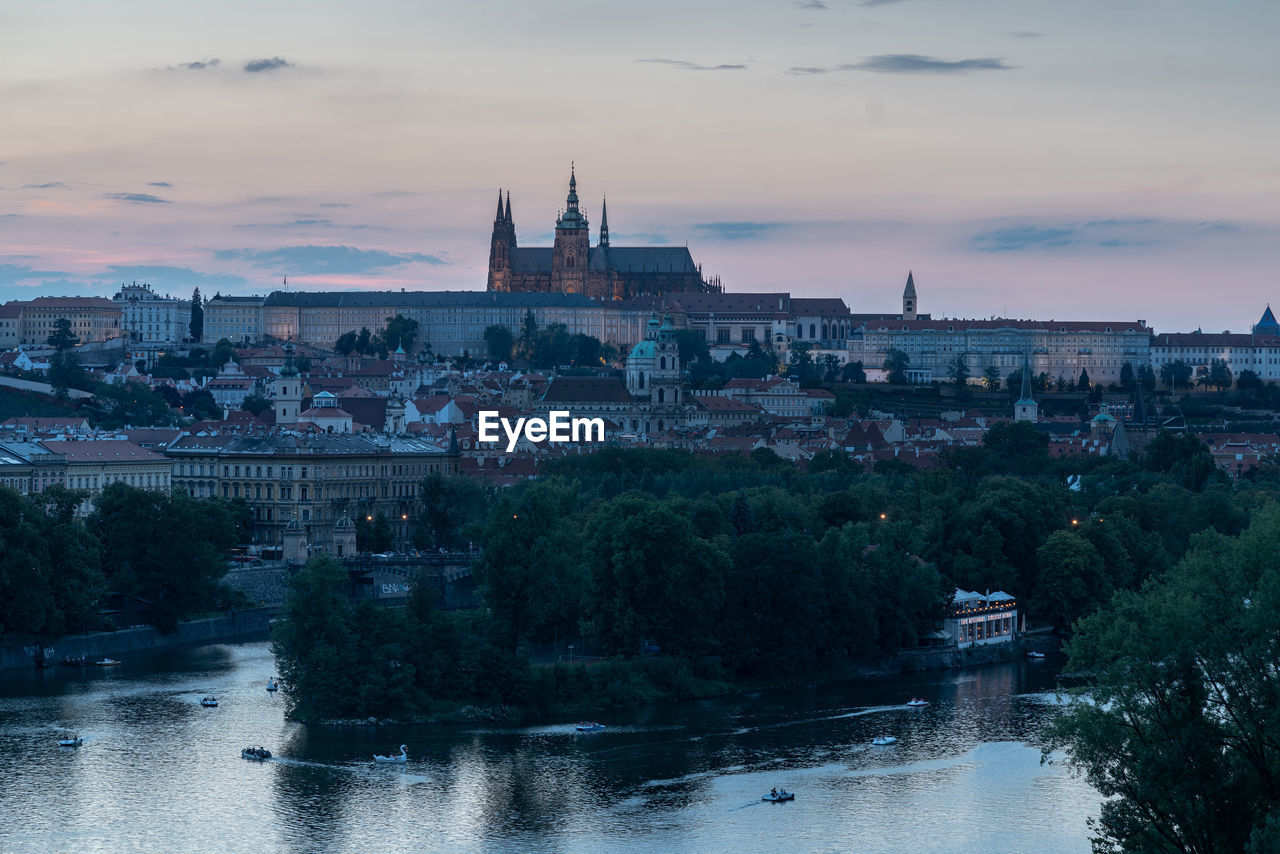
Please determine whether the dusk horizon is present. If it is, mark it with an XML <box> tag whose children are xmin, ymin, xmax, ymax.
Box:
<box><xmin>4</xmin><ymin>0</ymin><xmax>1278</xmax><ymax>333</ymax></box>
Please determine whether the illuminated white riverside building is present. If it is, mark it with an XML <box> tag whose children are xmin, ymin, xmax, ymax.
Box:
<box><xmin>850</xmin><ymin>318</ymin><xmax>1152</xmax><ymax>386</ymax></box>
<box><xmin>942</xmin><ymin>589</ymin><xmax>1019</xmax><ymax>647</ymax></box>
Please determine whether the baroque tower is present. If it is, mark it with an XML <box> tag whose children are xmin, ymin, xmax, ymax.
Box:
<box><xmin>551</xmin><ymin>165</ymin><xmax>590</xmax><ymax>294</ymax></box>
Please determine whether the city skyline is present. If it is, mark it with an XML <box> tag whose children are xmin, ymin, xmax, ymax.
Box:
<box><xmin>3</xmin><ymin>0</ymin><xmax>1278</xmax><ymax>332</ymax></box>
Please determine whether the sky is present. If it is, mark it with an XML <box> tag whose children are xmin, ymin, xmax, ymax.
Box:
<box><xmin>2</xmin><ymin>0</ymin><xmax>1278</xmax><ymax>333</ymax></box>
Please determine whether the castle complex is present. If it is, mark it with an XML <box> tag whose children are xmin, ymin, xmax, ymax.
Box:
<box><xmin>486</xmin><ymin>167</ymin><xmax>721</xmax><ymax>300</ymax></box>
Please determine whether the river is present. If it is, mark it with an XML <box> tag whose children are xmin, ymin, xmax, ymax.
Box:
<box><xmin>0</xmin><ymin>641</ymin><xmax>1097</xmax><ymax>853</ymax></box>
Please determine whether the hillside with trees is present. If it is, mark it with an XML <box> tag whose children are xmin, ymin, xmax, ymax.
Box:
<box><xmin>273</xmin><ymin>429</ymin><xmax>1267</xmax><ymax>728</ymax></box>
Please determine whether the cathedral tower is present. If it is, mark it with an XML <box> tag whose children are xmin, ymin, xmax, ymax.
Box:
<box><xmin>487</xmin><ymin>189</ymin><xmax>516</xmax><ymax>292</ymax></box>
<box><xmin>902</xmin><ymin>270</ymin><xmax>918</xmax><ymax>321</ymax></box>
<box><xmin>551</xmin><ymin>165</ymin><xmax>590</xmax><ymax>294</ymax></box>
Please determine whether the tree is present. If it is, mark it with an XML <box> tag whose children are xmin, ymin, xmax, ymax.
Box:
<box><xmin>1237</xmin><ymin>369</ymin><xmax>1264</xmax><ymax>392</ymax></box>
<box><xmin>46</xmin><ymin>317</ymin><xmax>79</xmax><ymax>351</ymax></box>
<box><xmin>520</xmin><ymin>308</ymin><xmax>538</xmax><ymax>355</ymax></box>
<box><xmin>585</xmin><ymin>492</ymin><xmax>728</xmax><ymax>657</ymax></box>
<box><xmin>1077</xmin><ymin>367</ymin><xmax>1090</xmax><ymax>390</ymax></box>
<box><xmin>788</xmin><ymin>345</ymin><xmax>817</xmax><ymax>387</ymax></box>
<box><xmin>571</xmin><ymin>333</ymin><xmax>603</xmax><ymax>367</ymax></box>
<box><xmin>335</xmin><ymin>331</ymin><xmax>358</xmax><ymax>355</ymax></box>
<box><xmin>48</xmin><ymin>351</ymin><xmax>87</xmax><ymax>397</ymax></box>
<box><xmin>1138</xmin><ymin>364</ymin><xmax>1157</xmax><ymax>393</ymax></box>
<box><xmin>1118</xmin><ymin>361</ymin><xmax>1135</xmax><ymax>392</ymax></box>
<box><xmin>841</xmin><ymin>361</ymin><xmax>867</xmax><ymax>383</ymax></box>
<box><xmin>1031</xmin><ymin>530</ymin><xmax>1107</xmax><ymax>629</ymax></box>
<box><xmin>672</xmin><ymin>329</ymin><xmax>710</xmax><ymax>366</ymax></box>
<box><xmin>189</xmin><ymin>288</ymin><xmax>203</xmax><ymax>342</ymax></box>
<box><xmin>382</xmin><ymin>314</ymin><xmax>419</xmax><ymax>354</ymax></box>
<box><xmin>948</xmin><ymin>352</ymin><xmax>971</xmax><ymax>392</ymax></box>
<box><xmin>1160</xmin><ymin>359</ymin><xmax>1193</xmax><ymax>390</ymax></box>
<box><xmin>240</xmin><ymin>395</ymin><xmax>273</xmax><ymax>416</ymax></box>
<box><xmin>355</xmin><ymin>327</ymin><xmax>373</xmax><ymax>355</ymax></box>
<box><xmin>818</xmin><ymin>354</ymin><xmax>841</xmax><ymax>384</ymax></box>
<box><xmin>414</xmin><ymin>473</ymin><xmax>492</xmax><ymax>550</ymax></box>
<box><xmin>180</xmin><ymin>388</ymin><xmax>221</xmax><ymax>421</ymax></box>
<box><xmin>270</xmin><ymin>555</ymin><xmax>360</xmax><ymax>721</ymax></box>
<box><xmin>883</xmin><ymin>348</ymin><xmax>909</xmax><ymax>384</ymax></box>
<box><xmin>983</xmin><ymin>365</ymin><xmax>1002</xmax><ymax>390</ymax></box>
<box><xmin>483</xmin><ymin>325</ymin><xmax>514</xmax><ymax>363</ymax></box>
<box><xmin>356</xmin><ymin>512</ymin><xmax>395</xmax><ymax>553</ymax></box>
<box><xmin>208</xmin><ymin>339</ymin><xmax>235</xmax><ymax>370</ymax></box>
<box><xmin>1045</xmin><ymin>507</ymin><xmax>1280</xmax><ymax>853</ymax></box>
<box><xmin>1207</xmin><ymin>358</ymin><xmax>1233</xmax><ymax>390</ymax></box>
<box><xmin>88</xmin><ymin>484</ymin><xmax>242</xmax><ymax>632</ymax></box>
<box><xmin>473</xmin><ymin>481</ymin><xmax>585</xmax><ymax>648</ymax></box>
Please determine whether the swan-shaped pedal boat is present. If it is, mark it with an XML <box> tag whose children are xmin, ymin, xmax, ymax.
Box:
<box><xmin>374</xmin><ymin>744</ymin><xmax>408</xmax><ymax>763</ymax></box>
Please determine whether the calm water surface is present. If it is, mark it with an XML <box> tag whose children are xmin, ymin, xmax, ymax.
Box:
<box><xmin>0</xmin><ymin>642</ymin><xmax>1097</xmax><ymax>853</ymax></box>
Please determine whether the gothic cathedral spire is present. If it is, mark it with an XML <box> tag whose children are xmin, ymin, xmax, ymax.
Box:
<box><xmin>902</xmin><ymin>270</ymin><xmax>918</xmax><ymax>320</ymax></box>
<box><xmin>599</xmin><ymin>195</ymin><xmax>610</xmax><ymax>248</ymax></box>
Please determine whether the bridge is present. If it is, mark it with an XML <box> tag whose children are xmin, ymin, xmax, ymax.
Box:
<box><xmin>341</xmin><ymin>550</ymin><xmax>478</xmax><ymax>608</ymax></box>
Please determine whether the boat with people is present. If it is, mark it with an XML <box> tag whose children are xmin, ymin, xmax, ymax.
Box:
<box><xmin>241</xmin><ymin>746</ymin><xmax>271</xmax><ymax>761</ymax></box>
<box><xmin>1026</xmin><ymin>651</ymin><xmax>1046</xmax><ymax>660</ymax></box>
<box><xmin>200</xmin><ymin>697</ymin><xmax>219</xmax><ymax>707</ymax></box>
<box><xmin>373</xmin><ymin>745</ymin><xmax>408</xmax><ymax>763</ymax></box>
<box><xmin>871</xmin><ymin>735</ymin><xmax>897</xmax><ymax>746</ymax></box>
<box><xmin>95</xmin><ymin>658</ymin><xmax>121</xmax><ymax>667</ymax></box>
<box><xmin>58</xmin><ymin>735</ymin><xmax>83</xmax><ymax>748</ymax></box>
<box><xmin>60</xmin><ymin>656</ymin><xmax>86</xmax><ymax>667</ymax></box>
<box><xmin>906</xmin><ymin>698</ymin><xmax>929</xmax><ymax>707</ymax></box>
<box><xmin>575</xmin><ymin>722</ymin><xmax>605</xmax><ymax>732</ymax></box>
<box><xmin>762</xmin><ymin>788</ymin><xmax>795</xmax><ymax>802</ymax></box>
<box><xmin>266</xmin><ymin>678</ymin><xmax>279</xmax><ymax>692</ymax></box>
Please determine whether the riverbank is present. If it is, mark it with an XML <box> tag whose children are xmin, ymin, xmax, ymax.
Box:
<box><xmin>0</xmin><ymin>607</ymin><xmax>278</xmax><ymax>671</ymax></box>
<box><xmin>314</xmin><ymin>636</ymin><xmax>1057</xmax><ymax>727</ymax></box>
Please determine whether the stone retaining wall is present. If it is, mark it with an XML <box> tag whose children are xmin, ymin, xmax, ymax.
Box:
<box><xmin>0</xmin><ymin>608</ymin><xmax>277</xmax><ymax>671</ymax></box>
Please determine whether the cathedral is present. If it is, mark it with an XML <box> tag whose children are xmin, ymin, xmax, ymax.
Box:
<box><xmin>486</xmin><ymin>167</ymin><xmax>722</xmax><ymax>300</ymax></box>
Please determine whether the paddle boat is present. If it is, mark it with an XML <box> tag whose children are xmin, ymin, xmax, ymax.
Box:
<box><xmin>575</xmin><ymin>721</ymin><xmax>605</xmax><ymax>732</ymax></box>
<box><xmin>266</xmin><ymin>678</ymin><xmax>279</xmax><ymax>692</ymax></box>
<box><xmin>58</xmin><ymin>735</ymin><xmax>83</xmax><ymax>748</ymax></box>
<box><xmin>871</xmin><ymin>735</ymin><xmax>897</xmax><ymax>746</ymax></box>
<box><xmin>762</xmin><ymin>788</ymin><xmax>795</xmax><ymax>802</ymax></box>
<box><xmin>241</xmin><ymin>746</ymin><xmax>271</xmax><ymax>761</ymax></box>
<box><xmin>95</xmin><ymin>658</ymin><xmax>121</xmax><ymax>667</ymax></box>
<box><xmin>1026</xmin><ymin>651</ymin><xmax>1046</xmax><ymax>660</ymax></box>
<box><xmin>374</xmin><ymin>745</ymin><xmax>408</xmax><ymax>763</ymax></box>
<box><xmin>906</xmin><ymin>698</ymin><xmax>929</xmax><ymax>707</ymax></box>
<box><xmin>200</xmin><ymin>697</ymin><xmax>219</xmax><ymax>707</ymax></box>
<box><xmin>60</xmin><ymin>656</ymin><xmax>87</xmax><ymax>667</ymax></box>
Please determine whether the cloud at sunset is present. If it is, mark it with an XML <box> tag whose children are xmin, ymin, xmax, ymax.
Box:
<box><xmin>214</xmin><ymin>245</ymin><xmax>448</xmax><ymax>275</ymax></box>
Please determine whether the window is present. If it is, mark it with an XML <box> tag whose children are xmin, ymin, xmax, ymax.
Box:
<box><xmin>741</xmin><ymin>328</ymin><xmax>757</xmax><ymax>343</ymax></box>
<box><xmin>717</xmin><ymin>328</ymin><xmax>730</xmax><ymax>344</ymax></box>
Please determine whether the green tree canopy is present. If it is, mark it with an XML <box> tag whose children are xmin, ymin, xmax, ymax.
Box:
<box><xmin>88</xmin><ymin>484</ymin><xmax>243</xmax><ymax>632</ymax></box>
<box><xmin>47</xmin><ymin>317</ymin><xmax>79</xmax><ymax>351</ymax></box>
<box><xmin>483</xmin><ymin>325</ymin><xmax>514</xmax><ymax>363</ymax></box>
<box><xmin>1046</xmin><ymin>506</ymin><xmax>1280</xmax><ymax>853</ymax></box>
<box><xmin>189</xmin><ymin>288</ymin><xmax>203</xmax><ymax>342</ymax></box>
<box><xmin>883</xmin><ymin>348</ymin><xmax>909</xmax><ymax>384</ymax></box>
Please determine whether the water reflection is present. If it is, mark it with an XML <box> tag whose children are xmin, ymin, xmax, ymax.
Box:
<box><xmin>0</xmin><ymin>643</ymin><xmax>1094</xmax><ymax>853</ymax></box>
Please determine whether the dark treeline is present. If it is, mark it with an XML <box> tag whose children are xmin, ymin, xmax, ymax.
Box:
<box><xmin>273</xmin><ymin>425</ymin><xmax>1273</xmax><ymax>725</ymax></box>
<box><xmin>0</xmin><ymin>483</ymin><xmax>250</xmax><ymax>639</ymax></box>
